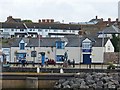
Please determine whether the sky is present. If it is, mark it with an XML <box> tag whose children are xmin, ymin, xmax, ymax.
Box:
<box><xmin>0</xmin><ymin>0</ymin><xmax>119</xmax><ymax>23</ymax></box>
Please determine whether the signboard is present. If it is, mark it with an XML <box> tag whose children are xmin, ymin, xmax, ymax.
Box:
<box><xmin>31</xmin><ymin>51</ymin><xmax>37</xmax><ymax>57</ymax></box>
<box><xmin>82</xmin><ymin>49</ymin><xmax>92</xmax><ymax>52</ymax></box>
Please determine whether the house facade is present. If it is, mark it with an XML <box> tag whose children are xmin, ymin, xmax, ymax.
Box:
<box><xmin>9</xmin><ymin>36</ymin><xmax>114</xmax><ymax>64</ymax></box>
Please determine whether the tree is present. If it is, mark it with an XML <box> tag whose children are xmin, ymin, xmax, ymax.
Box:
<box><xmin>111</xmin><ymin>34</ymin><xmax>120</xmax><ymax>52</ymax></box>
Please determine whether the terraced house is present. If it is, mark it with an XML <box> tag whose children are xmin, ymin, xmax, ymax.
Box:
<box><xmin>7</xmin><ymin>36</ymin><xmax>113</xmax><ymax>64</ymax></box>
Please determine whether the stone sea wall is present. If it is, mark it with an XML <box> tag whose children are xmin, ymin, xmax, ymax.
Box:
<box><xmin>54</xmin><ymin>72</ymin><xmax>120</xmax><ymax>89</ymax></box>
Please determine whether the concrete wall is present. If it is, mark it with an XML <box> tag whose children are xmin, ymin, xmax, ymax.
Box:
<box><xmin>2</xmin><ymin>80</ymin><xmax>57</xmax><ymax>88</ymax></box>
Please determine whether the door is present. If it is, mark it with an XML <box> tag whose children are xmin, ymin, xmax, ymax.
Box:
<box><xmin>83</xmin><ymin>54</ymin><xmax>91</xmax><ymax>64</ymax></box>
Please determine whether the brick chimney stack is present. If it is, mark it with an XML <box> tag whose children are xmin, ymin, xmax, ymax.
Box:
<box><xmin>96</xmin><ymin>16</ymin><xmax>98</xmax><ymax>19</ymax></box>
<box><xmin>108</xmin><ymin>18</ymin><xmax>111</xmax><ymax>25</ymax></box>
<box><xmin>7</xmin><ymin>16</ymin><xmax>13</xmax><ymax>21</ymax></box>
<box><xmin>38</xmin><ymin>19</ymin><xmax>41</xmax><ymax>23</ymax></box>
<box><xmin>116</xmin><ymin>18</ymin><xmax>118</xmax><ymax>24</ymax></box>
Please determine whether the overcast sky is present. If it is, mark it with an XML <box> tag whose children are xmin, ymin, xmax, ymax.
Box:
<box><xmin>0</xmin><ymin>0</ymin><xmax>119</xmax><ymax>23</ymax></box>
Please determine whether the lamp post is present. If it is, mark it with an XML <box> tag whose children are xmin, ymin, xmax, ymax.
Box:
<box><xmin>78</xmin><ymin>29</ymin><xmax>85</xmax><ymax>69</ymax></box>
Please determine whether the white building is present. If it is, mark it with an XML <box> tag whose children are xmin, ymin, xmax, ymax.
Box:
<box><xmin>9</xmin><ymin>36</ymin><xmax>114</xmax><ymax>64</ymax></box>
<box><xmin>0</xmin><ymin>16</ymin><xmax>81</xmax><ymax>38</ymax></box>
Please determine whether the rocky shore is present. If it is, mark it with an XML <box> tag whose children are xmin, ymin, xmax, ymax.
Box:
<box><xmin>54</xmin><ymin>72</ymin><xmax>120</xmax><ymax>89</ymax></box>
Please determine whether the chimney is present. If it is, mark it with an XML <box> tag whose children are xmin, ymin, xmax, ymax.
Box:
<box><xmin>42</xmin><ymin>19</ymin><xmax>45</xmax><ymax>23</ymax></box>
<box><xmin>7</xmin><ymin>16</ymin><xmax>13</xmax><ymax>20</ymax></box>
<box><xmin>51</xmin><ymin>19</ymin><xmax>54</xmax><ymax>23</ymax></box>
<box><xmin>38</xmin><ymin>19</ymin><xmax>41</xmax><ymax>23</ymax></box>
<box><xmin>47</xmin><ymin>19</ymin><xmax>49</xmax><ymax>23</ymax></box>
<box><xmin>116</xmin><ymin>18</ymin><xmax>118</xmax><ymax>23</ymax></box>
<box><xmin>108</xmin><ymin>18</ymin><xmax>111</xmax><ymax>25</ymax></box>
<box><xmin>100</xmin><ymin>18</ymin><xmax>103</xmax><ymax>22</ymax></box>
<box><xmin>96</xmin><ymin>16</ymin><xmax>98</xmax><ymax>19</ymax></box>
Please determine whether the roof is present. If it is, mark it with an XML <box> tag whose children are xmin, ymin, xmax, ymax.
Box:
<box><xmin>10</xmin><ymin>36</ymin><xmax>108</xmax><ymax>47</ymax></box>
<box><xmin>1</xmin><ymin>22</ymin><xmax>81</xmax><ymax>30</ymax></box>
<box><xmin>98</xmin><ymin>25</ymin><xmax>120</xmax><ymax>34</ymax></box>
<box><xmin>1</xmin><ymin>22</ymin><xmax>26</xmax><ymax>29</ymax></box>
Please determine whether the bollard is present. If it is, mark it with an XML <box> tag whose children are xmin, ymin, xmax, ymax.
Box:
<box><xmin>26</xmin><ymin>77</ymin><xmax>38</xmax><ymax>89</ymax></box>
<box><xmin>37</xmin><ymin>67</ymin><xmax>40</xmax><ymax>73</ymax></box>
<box><xmin>60</xmin><ymin>68</ymin><xmax>64</xmax><ymax>73</ymax></box>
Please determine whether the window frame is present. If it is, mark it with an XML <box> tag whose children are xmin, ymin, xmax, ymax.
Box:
<box><xmin>56</xmin><ymin>41</ymin><xmax>65</xmax><ymax>49</ymax></box>
<box><xmin>20</xmin><ymin>43</ymin><xmax>25</xmax><ymax>50</ymax></box>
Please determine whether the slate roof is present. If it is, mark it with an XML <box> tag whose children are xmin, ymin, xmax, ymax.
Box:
<box><xmin>1</xmin><ymin>22</ymin><xmax>26</xmax><ymax>29</ymax></box>
<box><xmin>10</xmin><ymin>36</ymin><xmax>108</xmax><ymax>47</ymax></box>
<box><xmin>98</xmin><ymin>25</ymin><xmax>120</xmax><ymax>34</ymax></box>
<box><xmin>1</xmin><ymin>22</ymin><xmax>81</xmax><ymax>30</ymax></box>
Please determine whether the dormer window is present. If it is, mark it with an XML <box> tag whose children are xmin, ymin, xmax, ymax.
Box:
<box><xmin>82</xmin><ymin>42</ymin><xmax>91</xmax><ymax>49</ymax></box>
<box><xmin>19</xmin><ymin>40</ymin><xmax>25</xmax><ymax>50</ymax></box>
<box><xmin>82</xmin><ymin>38</ymin><xmax>92</xmax><ymax>52</ymax></box>
<box><xmin>56</xmin><ymin>41</ymin><xmax>65</xmax><ymax>49</ymax></box>
<box><xmin>20</xmin><ymin>43</ymin><xmax>25</xmax><ymax>50</ymax></box>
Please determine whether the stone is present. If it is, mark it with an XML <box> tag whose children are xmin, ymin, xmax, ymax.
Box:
<box><xmin>59</xmin><ymin>79</ymin><xmax>66</xmax><ymax>84</ymax></box>
<box><xmin>108</xmin><ymin>84</ymin><xmax>116</xmax><ymax>89</ymax></box>
<box><xmin>63</xmin><ymin>85</ymin><xmax>71</xmax><ymax>88</ymax></box>
<box><xmin>86</xmin><ymin>80</ymin><xmax>95</xmax><ymax>85</ymax></box>
<box><xmin>57</xmin><ymin>84</ymin><xmax>62</xmax><ymax>88</ymax></box>
<box><xmin>74</xmin><ymin>78</ymin><xmax>84</xmax><ymax>85</ymax></box>
<box><xmin>96</xmin><ymin>81</ymin><xmax>103</xmax><ymax>88</ymax></box>
<box><xmin>62</xmin><ymin>80</ymin><xmax>69</xmax><ymax>86</ymax></box>
<box><xmin>80</xmin><ymin>81</ymin><xmax>86</xmax><ymax>86</ymax></box>
<box><xmin>54</xmin><ymin>72</ymin><xmax>120</xmax><ymax>89</ymax></box>
<box><xmin>69</xmin><ymin>80</ymin><xmax>74</xmax><ymax>86</ymax></box>
<box><xmin>117</xmin><ymin>88</ymin><xmax>120</xmax><ymax>90</ymax></box>
<box><xmin>71</xmin><ymin>84</ymin><xmax>79</xmax><ymax>88</ymax></box>
<box><xmin>92</xmin><ymin>83</ymin><xmax>97</xmax><ymax>88</ymax></box>
<box><xmin>103</xmin><ymin>83</ymin><xmax>108</xmax><ymax>88</ymax></box>
<box><xmin>111</xmin><ymin>80</ymin><xmax>119</xmax><ymax>85</ymax></box>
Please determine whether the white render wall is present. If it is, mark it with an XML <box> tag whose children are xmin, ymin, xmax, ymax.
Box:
<box><xmin>91</xmin><ymin>47</ymin><xmax>104</xmax><ymax>63</ymax></box>
<box><xmin>10</xmin><ymin>46</ymin><xmax>105</xmax><ymax>63</ymax></box>
<box><xmin>2</xmin><ymin>28</ymin><xmax>79</xmax><ymax>37</ymax></box>
<box><xmin>105</xmin><ymin>39</ymin><xmax>114</xmax><ymax>52</ymax></box>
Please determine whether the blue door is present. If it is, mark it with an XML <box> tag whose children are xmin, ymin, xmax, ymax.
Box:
<box><xmin>83</xmin><ymin>54</ymin><xmax>91</xmax><ymax>64</ymax></box>
<box><xmin>40</xmin><ymin>52</ymin><xmax>45</xmax><ymax>66</ymax></box>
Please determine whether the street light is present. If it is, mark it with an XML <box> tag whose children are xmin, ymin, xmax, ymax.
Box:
<box><xmin>78</xmin><ymin>29</ymin><xmax>86</xmax><ymax>69</ymax></box>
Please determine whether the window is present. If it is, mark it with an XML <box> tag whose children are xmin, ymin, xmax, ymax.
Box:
<box><xmin>82</xmin><ymin>42</ymin><xmax>91</xmax><ymax>49</ymax></box>
<box><xmin>11</xmin><ymin>29</ymin><xmax>14</xmax><ymax>31</ymax></box>
<box><xmin>63</xmin><ymin>30</ymin><xmax>66</xmax><ymax>32</ymax></box>
<box><xmin>56</xmin><ymin>41</ymin><xmax>65</xmax><ymax>49</ymax></box>
<box><xmin>72</xmin><ymin>30</ymin><xmax>75</xmax><ymax>32</ymax></box>
<box><xmin>54</xmin><ymin>30</ymin><xmax>57</xmax><ymax>32</ymax></box>
<box><xmin>30</xmin><ymin>29</ymin><xmax>32</xmax><ymax>31</ymax></box>
<box><xmin>45</xmin><ymin>30</ymin><xmax>48</xmax><ymax>32</ymax></box>
<box><xmin>16</xmin><ymin>53</ymin><xmax>26</xmax><ymax>60</ymax></box>
<box><xmin>38</xmin><ymin>29</ymin><xmax>42</xmax><ymax>32</ymax></box>
<box><xmin>56</xmin><ymin>55</ymin><xmax>64</xmax><ymax>62</ymax></box>
<box><xmin>20</xmin><ymin>43</ymin><xmax>25</xmax><ymax>50</ymax></box>
<box><xmin>108</xmin><ymin>46</ymin><xmax>110</xmax><ymax>51</ymax></box>
<box><xmin>20</xmin><ymin>29</ymin><xmax>24</xmax><ymax>31</ymax></box>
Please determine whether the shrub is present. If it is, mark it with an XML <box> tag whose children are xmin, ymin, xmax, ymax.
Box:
<box><xmin>107</xmin><ymin>62</ymin><xmax>115</xmax><ymax>69</ymax></box>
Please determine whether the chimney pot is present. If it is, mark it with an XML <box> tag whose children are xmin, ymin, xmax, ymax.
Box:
<box><xmin>96</xmin><ymin>16</ymin><xmax>98</xmax><ymax>19</ymax></box>
<box><xmin>38</xmin><ymin>19</ymin><xmax>41</xmax><ymax>23</ymax></box>
<box><xmin>108</xmin><ymin>18</ymin><xmax>111</xmax><ymax>21</ymax></box>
